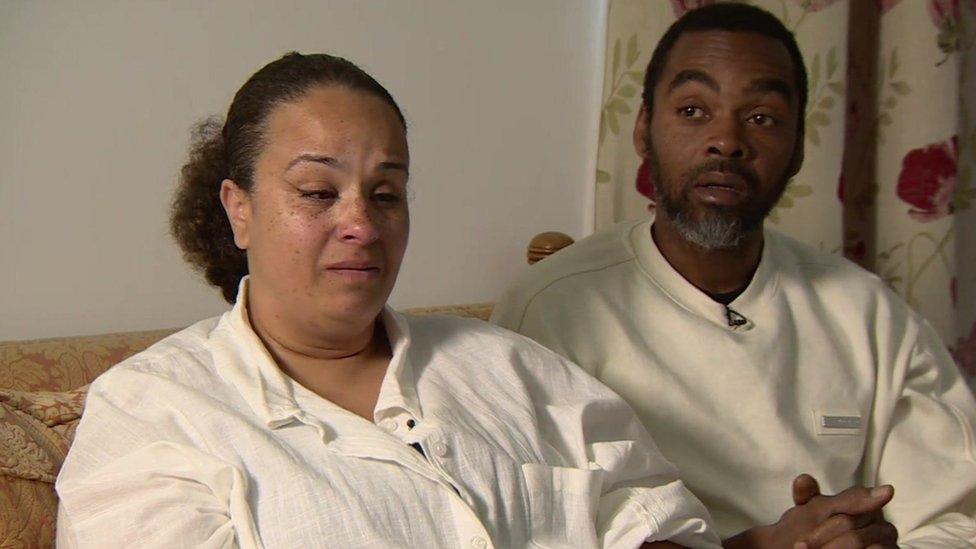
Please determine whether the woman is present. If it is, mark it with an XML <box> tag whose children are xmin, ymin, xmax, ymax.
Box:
<box><xmin>56</xmin><ymin>52</ymin><xmax>719</xmax><ymax>548</ymax></box>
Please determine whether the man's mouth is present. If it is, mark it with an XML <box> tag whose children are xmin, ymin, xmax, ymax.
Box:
<box><xmin>695</xmin><ymin>171</ymin><xmax>748</xmax><ymax>191</ymax></box>
<box><xmin>692</xmin><ymin>172</ymin><xmax>749</xmax><ymax>205</ymax></box>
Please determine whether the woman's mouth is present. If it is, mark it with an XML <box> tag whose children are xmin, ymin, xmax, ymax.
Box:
<box><xmin>326</xmin><ymin>261</ymin><xmax>381</xmax><ymax>279</ymax></box>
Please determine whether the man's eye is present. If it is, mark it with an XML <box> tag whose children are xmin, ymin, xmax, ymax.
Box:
<box><xmin>749</xmin><ymin>113</ymin><xmax>778</xmax><ymax>127</ymax></box>
<box><xmin>678</xmin><ymin>106</ymin><xmax>705</xmax><ymax>119</ymax></box>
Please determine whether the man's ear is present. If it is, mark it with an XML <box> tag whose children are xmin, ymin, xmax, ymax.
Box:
<box><xmin>633</xmin><ymin>103</ymin><xmax>651</xmax><ymax>159</ymax></box>
<box><xmin>220</xmin><ymin>179</ymin><xmax>252</xmax><ymax>250</ymax></box>
<box><xmin>787</xmin><ymin>134</ymin><xmax>805</xmax><ymax>178</ymax></box>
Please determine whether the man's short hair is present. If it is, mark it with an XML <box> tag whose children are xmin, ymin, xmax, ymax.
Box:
<box><xmin>641</xmin><ymin>3</ymin><xmax>808</xmax><ymax>139</ymax></box>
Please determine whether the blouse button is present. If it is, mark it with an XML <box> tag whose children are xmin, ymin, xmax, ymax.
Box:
<box><xmin>470</xmin><ymin>536</ymin><xmax>487</xmax><ymax>549</ymax></box>
<box><xmin>379</xmin><ymin>419</ymin><xmax>397</xmax><ymax>432</ymax></box>
<box><xmin>431</xmin><ymin>441</ymin><xmax>449</xmax><ymax>457</ymax></box>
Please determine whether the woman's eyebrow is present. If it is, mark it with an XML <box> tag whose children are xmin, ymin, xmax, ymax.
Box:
<box><xmin>378</xmin><ymin>161</ymin><xmax>409</xmax><ymax>174</ymax></box>
<box><xmin>286</xmin><ymin>153</ymin><xmax>343</xmax><ymax>172</ymax></box>
<box><xmin>285</xmin><ymin>154</ymin><xmax>408</xmax><ymax>175</ymax></box>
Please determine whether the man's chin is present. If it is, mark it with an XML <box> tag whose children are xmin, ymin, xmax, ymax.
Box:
<box><xmin>656</xmin><ymin>192</ymin><xmax>772</xmax><ymax>247</ymax></box>
<box><xmin>670</xmin><ymin>211</ymin><xmax>746</xmax><ymax>250</ymax></box>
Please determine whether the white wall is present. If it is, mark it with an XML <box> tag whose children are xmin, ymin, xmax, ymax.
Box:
<box><xmin>0</xmin><ymin>0</ymin><xmax>606</xmax><ymax>340</ymax></box>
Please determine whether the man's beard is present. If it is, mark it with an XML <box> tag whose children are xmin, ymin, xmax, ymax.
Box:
<box><xmin>647</xmin><ymin>148</ymin><xmax>789</xmax><ymax>251</ymax></box>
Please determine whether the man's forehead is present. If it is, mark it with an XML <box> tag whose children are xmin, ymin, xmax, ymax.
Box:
<box><xmin>660</xmin><ymin>30</ymin><xmax>797</xmax><ymax>92</ymax></box>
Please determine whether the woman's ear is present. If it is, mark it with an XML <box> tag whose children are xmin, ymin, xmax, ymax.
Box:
<box><xmin>220</xmin><ymin>179</ymin><xmax>252</xmax><ymax>250</ymax></box>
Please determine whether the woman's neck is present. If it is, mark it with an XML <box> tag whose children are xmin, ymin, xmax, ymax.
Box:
<box><xmin>246</xmin><ymin>291</ymin><xmax>393</xmax><ymax>420</ymax></box>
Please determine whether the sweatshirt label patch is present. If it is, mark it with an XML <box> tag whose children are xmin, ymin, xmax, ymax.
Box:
<box><xmin>814</xmin><ymin>411</ymin><xmax>862</xmax><ymax>435</ymax></box>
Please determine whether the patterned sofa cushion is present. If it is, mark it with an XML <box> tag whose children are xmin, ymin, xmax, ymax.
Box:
<box><xmin>0</xmin><ymin>477</ymin><xmax>57</xmax><ymax>548</ymax></box>
<box><xmin>0</xmin><ymin>329</ymin><xmax>178</xmax><ymax>393</ymax></box>
<box><xmin>0</xmin><ymin>387</ymin><xmax>88</xmax><ymax>549</ymax></box>
<box><xmin>0</xmin><ymin>329</ymin><xmax>180</xmax><ymax>548</ymax></box>
<box><xmin>0</xmin><ymin>387</ymin><xmax>88</xmax><ymax>482</ymax></box>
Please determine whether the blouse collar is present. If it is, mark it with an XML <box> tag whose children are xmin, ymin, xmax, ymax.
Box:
<box><xmin>208</xmin><ymin>277</ymin><xmax>422</xmax><ymax>440</ymax></box>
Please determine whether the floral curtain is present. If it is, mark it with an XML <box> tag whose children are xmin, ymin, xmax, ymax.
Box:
<box><xmin>594</xmin><ymin>0</ymin><xmax>976</xmax><ymax>386</ymax></box>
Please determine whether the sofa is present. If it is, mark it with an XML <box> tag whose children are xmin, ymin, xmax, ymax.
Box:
<box><xmin>1</xmin><ymin>328</ymin><xmax>177</xmax><ymax>547</ymax></box>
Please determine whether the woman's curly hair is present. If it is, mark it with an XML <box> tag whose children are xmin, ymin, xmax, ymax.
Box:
<box><xmin>170</xmin><ymin>52</ymin><xmax>406</xmax><ymax>303</ymax></box>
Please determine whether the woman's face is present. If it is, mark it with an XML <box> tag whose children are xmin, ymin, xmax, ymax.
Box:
<box><xmin>222</xmin><ymin>85</ymin><xmax>409</xmax><ymax>335</ymax></box>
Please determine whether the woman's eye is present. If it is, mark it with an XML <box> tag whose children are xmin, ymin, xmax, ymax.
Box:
<box><xmin>678</xmin><ymin>106</ymin><xmax>705</xmax><ymax>119</ymax></box>
<box><xmin>749</xmin><ymin>113</ymin><xmax>777</xmax><ymax>127</ymax></box>
<box><xmin>373</xmin><ymin>191</ymin><xmax>403</xmax><ymax>204</ymax></box>
<box><xmin>300</xmin><ymin>189</ymin><xmax>338</xmax><ymax>201</ymax></box>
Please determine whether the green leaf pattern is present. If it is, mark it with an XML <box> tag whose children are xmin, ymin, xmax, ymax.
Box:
<box><xmin>769</xmin><ymin>182</ymin><xmax>815</xmax><ymax>222</ymax></box>
<box><xmin>599</xmin><ymin>34</ymin><xmax>643</xmax><ymax>149</ymax></box>
<box><xmin>597</xmin><ymin>34</ymin><xmax>645</xmax><ymax>190</ymax></box>
<box><xmin>804</xmin><ymin>46</ymin><xmax>844</xmax><ymax>147</ymax></box>
<box><xmin>875</xmin><ymin>229</ymin><xmax>954</xmax><ymax>308</ymax></box>
<box><xmin>877</xmin><ymin>47</ymin><xmax>913</xmax><ymax>141</ymax></box>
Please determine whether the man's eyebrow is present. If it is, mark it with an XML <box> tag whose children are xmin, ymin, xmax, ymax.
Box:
<box><xmin>668</xmin><ymin>69</ymin><xmax>720</xmax><ymax>93</ymax></box>
<box><xmin>286</xmin><ymin>153</ymin><xmax>344</xmax><ymax>172</ymax></box>
<box><xmin>744</xmin><ymin>77</ymin><xmax>794</xmax><ymax>103</ymax></box>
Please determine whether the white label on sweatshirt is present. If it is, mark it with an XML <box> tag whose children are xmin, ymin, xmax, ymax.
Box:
<box><xmin>813</xmin><ymin>411</ymin><xmax>862</xmax><ymax>436</ymax></box>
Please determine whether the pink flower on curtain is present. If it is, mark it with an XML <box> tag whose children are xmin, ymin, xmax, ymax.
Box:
<box><xmin>791</xmin><ymin>0</ymin><xmax>842</xmax><ymax>11</ymax></box>
<box><xmin>928</xmin><ymin>0</ymin><xmax>964</xmax><ymax>58</ymax></box>
<box><xmin>875</xmin><ymin>0</ymin><xmax>903</xmax><ymax>13</ymax></box>
<box><xmin>896</xmin><ymin>136</ymin><xmax>957</xmax><ymax>222</ymax></box>
<box><xmin>951</xmin><ymin>321</ymin><xmax>976</xmax><ymax>378</ymax></box>
<box><xmin>635</xmin><ymin>158</ymin><xmax>656</xmax><ymax>206</ymax></box>
<box><xmin>928</xmin><ymin>0</ymin><xmax>959</xmax><ymax>26</ymax></box>
<box><xmin>669</xmin><ymin>0</ymin><xmax>715</xmax><ymax>17</ymax></box>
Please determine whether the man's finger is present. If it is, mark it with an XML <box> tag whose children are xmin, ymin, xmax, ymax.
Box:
<box><xmin>793</xmin><ymin>473</ymin><xmax>822</xmax><ymax>505</ymax></box>
<box><xmin>800</xmin><ymin>512</ymin><xmax>881</xmax><ymax>548</ymax></box>
<box><xmin>821</xmin><ymin>485</ymin><xmax>894</xmax><ymax>517</ymax></box>
<box><xmin>818</xmin><ymin>521</ymin><xmax>899</xmax><ymax>549</ymax></box>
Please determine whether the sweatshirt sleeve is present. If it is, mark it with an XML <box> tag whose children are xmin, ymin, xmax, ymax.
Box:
<box><xmin>874</xmin><ymin>317</ymin><xmax>976</xmax><ymax>548</ymax></box>
<box><xmin>55</xmin><ymin>372</ymin><xmax>263</xmax><ymax>549</ymax></box>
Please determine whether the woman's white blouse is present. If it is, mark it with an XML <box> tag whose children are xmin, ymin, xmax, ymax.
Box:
<box><xmin>56</xmin><ymin>285</ymin><xmax>719</xmax><ymax>548</ymax></box>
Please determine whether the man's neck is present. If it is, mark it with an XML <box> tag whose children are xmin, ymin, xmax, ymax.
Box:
<box><xmin>651</xmin><ymin>215</ymin><xmax>764</xmax><ymax>296</ymax></box>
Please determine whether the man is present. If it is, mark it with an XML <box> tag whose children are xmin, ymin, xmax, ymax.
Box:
<box><xmin>492</xmin><ymin>4</ymin><xmax>976</xmax><ymax>548</ymax></box>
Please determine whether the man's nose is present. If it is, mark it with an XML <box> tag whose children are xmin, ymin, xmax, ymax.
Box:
<box><xmin>706</xmin><ymin>115</ymin><xmax>749</xmax><ymax>159</ymax></box>
<box><xmin>337</xmin><ymin>196</ymin><xmax>380</xmax><ymax>245</ymax></box>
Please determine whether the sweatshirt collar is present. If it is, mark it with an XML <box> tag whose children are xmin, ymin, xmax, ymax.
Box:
<box><xmin>630</xmin><ymin>216</ymin><xmax>778</xmax><ymax>331</ymax></box>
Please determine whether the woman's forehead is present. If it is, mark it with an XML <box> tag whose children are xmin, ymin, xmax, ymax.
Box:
<box><xmin>261</xmin><ymin>86</ymin><xmax>409</xmax><ymax>166</ymax></box>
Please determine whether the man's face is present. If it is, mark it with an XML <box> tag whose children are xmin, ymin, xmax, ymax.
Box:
<box><xmin>635</xmin><ymin>30</ymin><xmax>802</xmax><ymax>249</ymax></box>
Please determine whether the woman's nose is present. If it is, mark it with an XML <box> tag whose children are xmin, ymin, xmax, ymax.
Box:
<box><xmin>337</xmin><ymin>197</ymin><xmax>380</xmax><ymax>245</ymax></box>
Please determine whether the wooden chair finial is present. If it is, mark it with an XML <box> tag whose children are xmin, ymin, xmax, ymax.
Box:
<box><xmin>527</xmin><ymin>232</ymin><xmax>575</xmax><ymax>265</ymax></box>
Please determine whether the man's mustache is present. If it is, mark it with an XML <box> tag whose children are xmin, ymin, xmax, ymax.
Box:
<box><xmin>685</xmin><ymin>159</ymin><xmax>760</xmax><ymax>187</ymax></box>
